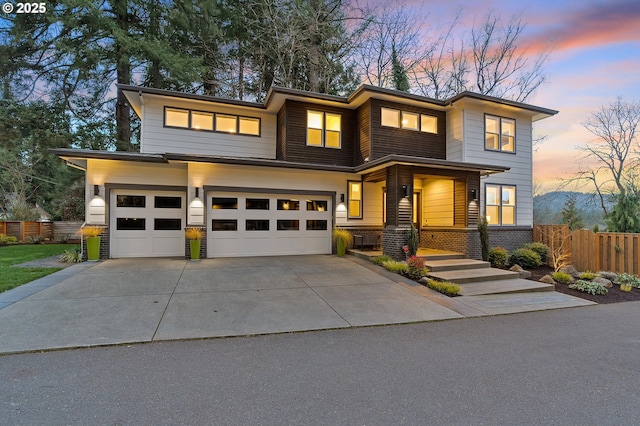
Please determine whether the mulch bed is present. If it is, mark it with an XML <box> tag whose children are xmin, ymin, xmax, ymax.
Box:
<box><xmin>526</xmin><ymin>265</ymin><xmax>640</xmax><ymax>304</ymax></box>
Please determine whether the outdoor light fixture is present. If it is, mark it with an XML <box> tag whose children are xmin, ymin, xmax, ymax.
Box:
<box><xmin>88</xmin><ymin>184</ymin><xmax>106</xmax><ymax>224</ymax></box>
<box><xmin>471</xmin><ymin>189</ymin><xmax>478</xmax><ymax>201</ymax></box>
<box><xmin>340</xmin><ymin>194</ymin><xmax>345</xmax><ymax>203</ymax></box>
<box><xmin>189</xmin><ymin>187</ymin><xmax>204</xmax><ymax>225</ymax></box>
<box><xmin>403</xmin><ymin>185</ymin><xmax>411</xmax><ymax>198</ymax></box>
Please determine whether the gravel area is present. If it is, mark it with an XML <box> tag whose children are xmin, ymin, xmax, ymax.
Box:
<box><xmin>12</xmin><ymin>255</ymin><xmax>76</xmax><ymax>269</ymax></box>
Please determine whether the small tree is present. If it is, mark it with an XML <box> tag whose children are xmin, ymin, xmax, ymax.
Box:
<box><xmin>561</xmin><ymin>194</ymin><xmax>584</xmax><ymax>230</ymax></box>
<box><xmin>605</xmin><ymin>188</ymin><xmax>640</xmax><ymax>232</ymax></box>
<box><xmin>478</xmin><ymin>215</ymin><xmax>489</xmax><ymax>261</ymax></box>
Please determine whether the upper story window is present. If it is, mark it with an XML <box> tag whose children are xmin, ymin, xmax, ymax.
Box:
<box><xmin>164</xmin><ymin>107</ymin><xmax>260</xmax><ymax>136</ymax></box>
<box><xmin>381</xmin><ymin>107</ymin><xmax>437</xmax><ymax>134</ymax></box>
<box><xmin>485</xmin><ymin>115</ymin><xmax>515</xmax><ymax>153</ymax></box>
<box><xmin>307</xmin><ymin>111</ymin><xmax>341</xmax><ymax>148</ymax></box>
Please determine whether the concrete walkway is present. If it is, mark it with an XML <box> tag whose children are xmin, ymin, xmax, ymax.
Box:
<box><xmin>0</xmin><ymin>255</ymin><xmax>593</xmax><ymax>354</ymax></box>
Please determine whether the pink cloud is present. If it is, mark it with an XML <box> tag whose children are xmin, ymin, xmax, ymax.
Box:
<box><xmin>522</xmin><ymin>0</ymin><xmax>640</xmax><ymax>53</ymax></box>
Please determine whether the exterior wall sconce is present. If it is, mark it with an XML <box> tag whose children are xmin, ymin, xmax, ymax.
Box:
<box><xmin>189</xmin><ymin>187</ymin><xmax>204</xmax><ymax>225</ymax></box>
<box><xmin>88</xmin><ymin>184</ymin><xmax>106</xmax><ymax>224</ymax></box>
<box><xmin>402</xmin><ymin>185</ymin><xmax>411</xmax><ymax>198</ymax></box>
<box><xmin>471</xmin><ymin>189</ymin><xmax>478</xmax><ymax>201</ymax></box>
<box><xmin>340</xmin><ymin>193</ymin><xmax>345</xmax><ymax>203</ymax></box>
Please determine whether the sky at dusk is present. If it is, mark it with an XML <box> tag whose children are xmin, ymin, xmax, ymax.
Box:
<box><xmin>373</xmin><ymin>0</ymin><xmax>640</xmax><ymax>193</ymax></box>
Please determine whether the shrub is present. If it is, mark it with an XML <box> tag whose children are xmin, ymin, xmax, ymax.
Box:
<box><xmin>370</xmin><ymin>255</ymin><xmax>392</xmax><ymax>266</ymax></box>
<box><xmin>55</xmin><ymin>233</ymin><xmax>70</xmax><ymax>243</ymax></box>
<box><xmin>509</xmin><ymin>248</ymin><xmax>542</xmax><ymax>269</ymax></box>
<box><xmin>427</xmin><ymin>280</ymin><xmax>461</xmax><ymax>296</ymax></box>
<box><xmin>579</xmin><ymin>271</ymin><xmax>599</xmax><ymax>280</ymax></box>
<box><xmin>0</xmin><ymin>234</ymin><xmax>18</xmax><ymax>244</ymax></box>
<box><xmin>569</xmin><ymin>280</ymin><xmax>608</xmax><ymax>295</ymax></box>
<box><xmin>406</xmin><ymin>255</ymin><xmax>428</xmax><ymax>280</ymax></box>
<box><xmin>27</xmin><ymin>234</ymin><xmax>44</xmax><ymax>244</ymax></box>
<box><xmin>406</xmin><ymin>224</ymin><xmax>419</xmax><ymax>256</ymax></box>
<box><xmin>478</xmin><ymin>215</ymin><xmax>489</xmax><ymax>261</ymax></box>
<box><xmin>382</xmin><ymin>260</ymin><xmax>408</xmax><ymax>275</ymax></box>
<box><xmin>488</xmin><ymin>247</ymin><xmax>509</xmax><ymax>268</ymax></box>
<box><xmin>59</xmin><ymin>248</ymin><xmax>83</xmax><ymax>263</ymax></box>
<box><xmin>551</xmin><ymin>271</ymin><xmax>573</xmax><ymax>284</ymax></box>
<box><xmin>614</xmin><ymin>273</ymin><xmax>640</xmax><ymax>288</ymax></box>
<box><xmin>523</xmin><ymin>242</ymin><xmax>550</xmax><ymax>264</ymax></box>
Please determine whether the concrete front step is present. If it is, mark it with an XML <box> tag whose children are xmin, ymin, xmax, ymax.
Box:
<box><xmin>425</xmin><ymin>259</ymin><xmax>490</xmax><ymax>272</ymax></box>
<box><xmin>428</xmin><ymin>267</ymin><xmax>519</xmax><ymax>283</ymax></box>
<box><xmin>421</xmin><ymin>253</ymin><xmax>465</xmax><ymax>261</ymax></box>
<box><xmin>456</xmin><ymin>278</ymin><xmax>554</xmax><ymax>296</ymax></box>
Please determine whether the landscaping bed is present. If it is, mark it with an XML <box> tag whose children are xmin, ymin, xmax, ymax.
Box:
<box><xmin>526</xmin><ymin>265</ymin><xmax>640</xmax><ymax>304</ymax></box>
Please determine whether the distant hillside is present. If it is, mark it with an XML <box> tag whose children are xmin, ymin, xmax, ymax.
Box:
<box><xmin>533</xmin><ymin>191</ymin><xmax>611</xmax><ymax>229</ymax></box>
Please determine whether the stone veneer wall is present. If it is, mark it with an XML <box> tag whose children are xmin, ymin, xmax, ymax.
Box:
<box><xmin>420</xmin><ymin>227</ymin><xmax>533</xmax><ymax>260</ymax></box>
<box><xmin>184</xmin><ymin>227</ymin><xmax>207</xmax><ymax>259</ymax></box>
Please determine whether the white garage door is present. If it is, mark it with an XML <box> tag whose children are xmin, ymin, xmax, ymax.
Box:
<box><xmin>208</xmin><ymin>192</ymin><xmax>332</xmax><ymax>257</ymax></box>
<box><xmin>110</xmin><ymin>189</ymin><xmax>186</xmax><ymax>258</ymax></box>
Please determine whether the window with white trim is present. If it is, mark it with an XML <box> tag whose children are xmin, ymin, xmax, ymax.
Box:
<box><xmin>307</xmin><ymin>111</ymin><xmax>341</xmax><ymax>148</ymax></box>
<box><xmin>486</xmin><ymin>184</ymin><xmax>516</xmax><ymax>225</ymax></box>
<box><xmin>485</xmin><ymin>115</ymin><xmax>515</xmax><ymax>152</ymax></box>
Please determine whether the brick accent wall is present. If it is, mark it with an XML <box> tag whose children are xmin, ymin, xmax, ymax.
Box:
<box><xmin>383</xmin><ymin>227</ymin><xmax>410</xmax><ymax>260</ymax></box>
<box><xmin>184</xmin><ymin>226</ymin><xmax>207</xmax><ymax>259</ymax></box>
<box><xmin>420</xmin><ymin>227</ymin><xmax>534</xmax><ymax>260</ymax></box>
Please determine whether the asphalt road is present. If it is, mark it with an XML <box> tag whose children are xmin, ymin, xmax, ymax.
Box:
<box><xmin>1</xmin><ymin>302</ymin><xmax>639</xmax><ymax>425</ymax></box>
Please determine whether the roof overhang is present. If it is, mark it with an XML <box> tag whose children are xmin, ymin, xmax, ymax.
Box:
<box><xmin>355</xmin><ymin>154</ymin><xmax>510</xmax><ymax>176</ymax></box>
<box><xmin>50</xmin><ymin>149</ymin><xmax>508</xmax><ymax>177</ymax></box>
<box><xmin>447</xmin><ymin>91</ymin><xmax>558</xmax><ymax>122</ymax></box>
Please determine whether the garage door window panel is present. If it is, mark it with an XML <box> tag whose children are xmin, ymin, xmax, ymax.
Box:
<box><xmin>277</xmin><ymin>220</ymin><xmax>299</xmax><ymax>231</ymax></box>
<box><xmin>117</xmin><ymin>218</ymin><xmax>146</xmax><ymax>230</ymax></box>
<box><xmin>155</xmin><ymin>196</ymin><xmax>182</xmax><ymax>209</ymax></box>
<box><xmin>213</xmin><ymin>197</ymin><xmax>238</xmax><ymax>209</ymax></box>
<box><xmin>307</xmin><ymin>200</ymin><xmax>327</xmax><ymax>211</ymax></box>
<box><xmin>246</xmin><ymin>198</ymin><xmax>270</xmax><ymax>210</ymax></box>
<box><xmin>212</xmin><ymin>220</ymin><xmax>237</xmax><ymax>231</ymax></box>
<box><xmin>246</xmin><ymin>220</ymin><xmax>269</xmax><ymax>231</ymax></box>
<box><xmin>117</xmin><ymin>195</ymin><xmax>146</xmax><ymax>208</ymax></box>
<box><xmin>306</xmin><ymin>220</ymin><xmax>327</xmax><ymax>230</ymax></box>
<box><xmin>154</xmin><ymin>218</ymin><xmax>181</xmax><ymax>230</ymax></box>
<box><xmin>277</xmin><ymin>199</ymin><xmax>299</xmax><ymax>210</ymax></box>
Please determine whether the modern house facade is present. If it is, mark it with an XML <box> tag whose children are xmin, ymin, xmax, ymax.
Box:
<box><xmin>52</xmin><ymin>84</ymin><xmax>557</xmax><ymax>260</ymax></box>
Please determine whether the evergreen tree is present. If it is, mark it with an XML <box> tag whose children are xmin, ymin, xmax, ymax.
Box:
<box><xmin>391</xmin><ymin>45</ymin><xmax>410</xmax><ymax>92</ymax></box>
<box><xmin>561</xmin><ymin>194</ymin><xmax>584</xmax><ymax>230</ymax></box>
<box><xmin>605</xmin><ymin>188</ymin><xmax>640</xmax><ymax>233</ymax></box>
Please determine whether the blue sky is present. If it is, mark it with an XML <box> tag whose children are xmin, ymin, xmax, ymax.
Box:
<box><xmin>370</xmin><ymin>0</ymin><xmax>640</xmax><ymax>192</ymax></box>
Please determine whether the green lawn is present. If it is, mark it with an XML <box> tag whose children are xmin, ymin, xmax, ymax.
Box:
<box><xmin>0</xmin><ymin>244</ymin><xmax>80</xmax><ymax>293</ymax></box>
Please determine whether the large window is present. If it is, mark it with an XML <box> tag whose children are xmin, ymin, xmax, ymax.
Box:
<box><xmin>348</xmin><ymin>181</ymin><xmax>362</xmax><ymax>218</ymax></box>
<box><xmin>307</xmin><ymin>111</ymin><xmax>341</xmax><ymax>148</ymax></box>
<box><xmin>485</xmin><ymin>115</ymin><xmax>515</xmax><ymax>153</ymax></box>
<box><xmin>486</xmin><ymin>184</ymin><xmax>516</xmax><ymax>225</ymax></box>
<box><xmin>381</xmin><ymin>107</ymin><xmax>438</xmax><ymax>134</ymax></box>
<box><xmin>164</xmin><ymin>107</ymin><xmax>261</xmax><ymax>136</ymax></box>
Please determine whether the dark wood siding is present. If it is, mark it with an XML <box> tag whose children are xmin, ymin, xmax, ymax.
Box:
<box><xmin>276</xmin><ymin>105</ymin><xmax>286</xmax><ymax>161</ymax></box>
<box><xmin>281</xmin><ymin>100</ymin><xmax>354</xmax><ymax>167</ymax></box>
<box><xmin>370</xmin><ymin>99</ymin><xmax>446</xmax><ymax>160</ymax></box>
<box><xmin>355</xmin><ymin>100</ymin><xmax>371</xmax><ymax>166</ymax></box>
<box><xmin>385</xmin><ymin>165</ymin><xmax>413</xmax><ymax>227</ymax></box>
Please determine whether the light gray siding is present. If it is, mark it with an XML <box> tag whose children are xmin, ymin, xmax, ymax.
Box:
<box><xmin>140</xmin><ymin>95</ymin><xmax>277</xmax><ymax>158</ymax></box>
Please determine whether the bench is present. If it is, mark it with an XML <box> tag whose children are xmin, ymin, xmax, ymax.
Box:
<box><xmin>353</xmin><ymin>233</ymin><xmax>381</xmax><ymax>250</ymax></box>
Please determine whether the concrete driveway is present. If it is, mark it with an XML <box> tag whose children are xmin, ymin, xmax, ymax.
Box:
<box><xmin>0</xmin><ymin>255</ymin><xmax>463</xmax><ymax>354</ymax></box>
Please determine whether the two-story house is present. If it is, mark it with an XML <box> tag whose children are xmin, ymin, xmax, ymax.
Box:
<box><xmin>52</xmin><ymin>84</ymin><xmax>557</xmax><ymax>260</ymax></box>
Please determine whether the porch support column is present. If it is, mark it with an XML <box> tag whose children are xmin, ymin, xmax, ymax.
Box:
<box><xmin>383</xmin><ymin>165</ymin><xmax>413</xmax><ymax>260</ymax></box>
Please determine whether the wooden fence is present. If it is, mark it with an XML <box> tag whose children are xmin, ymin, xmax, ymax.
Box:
<box><xmin>1</xmin><ymin>221</ymin><xmax>53</xmax><ymax>241</ymax></box>
<box><xmin>534</xmin><ymin>225</ymin><xmax>640</xmax><ymax>275</ymax></box>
